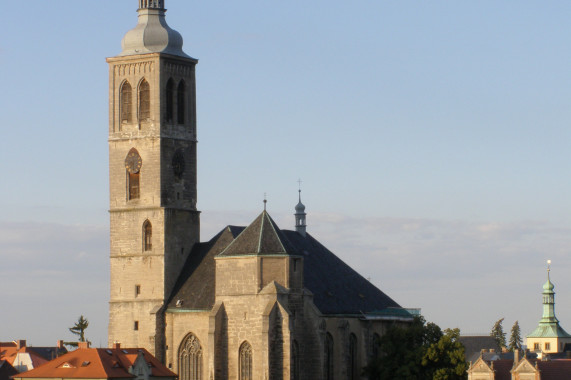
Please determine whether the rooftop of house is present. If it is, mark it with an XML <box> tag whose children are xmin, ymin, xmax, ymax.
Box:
<box><xmin>167</xmin><ymin>210</ymin><xmax>406</xmax><ymax>316</ymax></box>
<box><xmin>14</xmin><ymin>344</ymin><xmax>175</xmax><ymax>379</ymax></box>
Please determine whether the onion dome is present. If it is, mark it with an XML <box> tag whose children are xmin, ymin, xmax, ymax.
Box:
<box><xmin>119</xmin><ymin>0</ymin><xmax>192</xmax><ymax>58</ymax></box>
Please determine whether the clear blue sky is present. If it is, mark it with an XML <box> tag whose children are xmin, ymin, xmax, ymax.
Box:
<box><xmin>1</xmin><ymin>1</ymin><xmax>571</xmax><ymax>347</ymax></box>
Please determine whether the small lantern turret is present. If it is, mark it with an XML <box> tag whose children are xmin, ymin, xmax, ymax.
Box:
<box><xmin>295</xmin><ymin>181</ymin><xmax>307</xmax><ymax>237</ymax></box>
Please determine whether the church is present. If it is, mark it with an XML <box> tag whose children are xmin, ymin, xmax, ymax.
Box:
<box><xmin>107</xmin><ymin>1</ymin><xmax>416</xmax><ymax>379</ymax></box>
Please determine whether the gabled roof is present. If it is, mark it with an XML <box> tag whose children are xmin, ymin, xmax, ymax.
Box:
<box><xmin>168</xmin><ymin>211</ymin><xmax>402</xmax><ymax>315</ymax></box>
<box><xmin>14</xmin><ymin>348</ymin><xmax>175</xmax><ymax>379</ymax></box>
<box><xmin>490</xmin><ymin>359</ymin><xmax>513</xmax><ymax>380</ymax></box>
<box><xmin>218</xmin><ymin>211</ymin><xmax>296</xmax><ymax>257</ymax></box>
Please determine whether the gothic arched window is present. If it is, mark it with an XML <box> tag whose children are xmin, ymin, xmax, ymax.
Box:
<box><xmin>125</xmin><ymin>148</ymin><xmax>142</xmax><ymax>200</ymax></box>
<box><xmin>349</xmin><ymin>333</ymin><xmax>358</xmax><ymax>380</ymax></box>
<box><xmin>325</xmin><ymin>333</ymin><xmax>334</xmax><ymax>380</ymax></box>
<box><xmin>120</xmin><ymin>81</ymin><xmax>132</xmax><ymax>124</ymax></box>
<box><xmin>166</xmin><ymin>78</ymin><xmax>174</xmax><ymax>122</ymax></box>
<box><xmin>178</xmin><ymin>333</ymin><xmax>203</xmax><ymax>380</ymax></box>
<box><xmin>177</xmin><ymin>80</ymin><xmax>186</xmax><ymax>124</ymax></box>
<box><xmin>371</xmin><ymin>333</ymin><xmax>381</xmax><ymax>359</ymax></box>
<box><xmin>143</xmin><ymin>220</ymin><xmax>152</xmax><ymax>251</ymax></box>
<box><xmin>139</xmin><ymin>79</ymin><xmax>150</xmax><ymax>121</ymax></box>
<box><xmin>292</xmin><ymin>340</ymin><xmax>300</xmax><ymax>380</ymax></box>
<box><xmin>239</xmin><ymin>341</ymin><xmax>252</xmax><ymax>380</ymax></box>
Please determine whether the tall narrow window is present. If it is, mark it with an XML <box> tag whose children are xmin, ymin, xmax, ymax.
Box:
<box><xmin>166</xmin><ymin>78</ymin><xmax>174</xmax><ymax>122</ymax></box>
<box><xmin>349</xmin><ymin>334</ymin><xmax>358</xmax><ymax>380</ymax></box>
<box><xmin>179</xmin><ymin>333</ymin><xmax>202</xmax><ymax>380</ymax></box>
<box><xmin>139</xmin><ymin>79</ymin><xmax>150</xmax><ymax>121</ymax></box>
<box><xmin>371</xmin><ymin>333</ymin><xmax>381</xmax><ymax>359</ymax></box>
<box><xmin>143</xmin><ymin>220</ymin><xmax>152</xmax><ymax>251</ymax></box>
<box><xmin>177</xmin><ymin>80</ymin><xmax>186</xmax><ymax>124</ymax></box>
<box><xmin>292</xmin><ymin>340</ymin><xmax>300</xmax><ymax>380</ymax></box>
<box><xmin>120</xmin><ymin>81</ymin><xmax>132</xmax><ymax>123</ymax></box>
<box><xmin>125</xmin><ymin>148</ymin><xmax>142</xmax><ymax>200</ymax></box>
<box><xmin>325</xmin><ymin>333</ymin><xmax>334</xmax><ymax>380</ymax></box>
<box><xmin>239</xmin><ymin>341</ymin><xmax>252</xmax><ymax>380</ymax></box>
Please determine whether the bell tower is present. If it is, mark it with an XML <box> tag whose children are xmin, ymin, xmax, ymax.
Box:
<box><xmin>107</xmin><ymin>0</ymin><xmax>199</xmax><ymax>359</ymax></box>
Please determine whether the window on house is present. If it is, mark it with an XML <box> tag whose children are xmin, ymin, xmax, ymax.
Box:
<box><xmin>120</xmin><ymin>81</ymin><xmax>133</xmax><ymax>123</ymax></box>
<box><xmin>534</xmin><ymin>343</ymin><xmax>540</xmax><ymax>351</ymax></box>
<box><xmin>135</xmin><ymin>285</ymin><xmax>141</xmax><ymax>296</ymax></box>
<box><xmin>178</xmin><ymin>333</ymin><xmax>203</xmax><ymax>380</ymax></box>
<box><xmin>239</xmin><ymin>341</ymin><xmax>252</xmax><ymax>380</ymax></box>
<box><xmin>325</xmin><ymin>333</ymin><xmax>334</xmax><ymax>380</ymax></box>
<box><xmin>139</xmin><ymin>79</ymin><xmax>150</xmax><ymax>121</ymax></box>
<box><xmin>143</xmin><ymin>220</ymin><xmax>152</xmax><ymax>251</ymax></box>
<box><xmin>349</xmin><ymin>333</ymin><xmax>358</xmax><ymax>380</ymax></box>
<box><xmin>166</xmin><ymin>78</ymin><xmax>174</xmax><ymax>122</ymax></box>
<box><xmin>545</xmin><ymin>342</ymin><xmax>551</xmax><ymax>350</ymax></box>
<box><xmin>177</xmin><ymin>80</ymin><xmax>186</xmax><ymax>124</ymax></box>
<box><xmin>134</xmin><ymin>321</ymin><xmax>139</xmax><ymax>330</ymax></box>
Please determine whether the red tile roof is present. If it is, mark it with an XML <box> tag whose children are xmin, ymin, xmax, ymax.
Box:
<box><xmin>491</xmin><ymin>359</ymin><xmax>513</xmax><ymax>380</ymax></box>
<box><xmin>14</xmin><ymin>348</ymin><xmax>176</xmax><ymax>379</ymax></box>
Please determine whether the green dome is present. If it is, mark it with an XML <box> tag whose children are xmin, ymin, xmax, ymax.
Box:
<box><xmin>544</xmin><ymin>275</ymin><xmax>554</xmax><ymax>292</ymax></box>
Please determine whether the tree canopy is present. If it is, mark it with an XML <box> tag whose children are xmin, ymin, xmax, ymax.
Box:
<box><xmin>363</xmin><ymin>316</ymin><xmax>467</xmax><ymax>380</ymax></box>
<box><xmin>66</xmin><ymin>315</ymin><xmax>89</xmax><ymax>348</ymax></box>
<box><xmin>508</xmin><ymin>320</ymin><xmax>522</xmax><ymax>352</ymax></box>
<box><xmin>490</xmin><ymin>318</ymin><xmax>507</xmax><ymax>349</ymax></box>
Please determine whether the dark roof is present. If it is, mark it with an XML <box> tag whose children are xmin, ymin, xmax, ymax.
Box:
<box><xmin>219</xmin><ymin>212</ymin><xmax>296</xmax><ymax>257</ymax></box>
<box><xmin>0</xmin><ymin>361</ymin><xmax>17</xmax><ymax>380</ymax></box>
<box><xmin>490</xmin><ymin>359</ymin><xmax>513</xmax><ymax>380</ymax></box>
<box><xmin>168</xmin><ymin>211</ymin><xmax>402</xmax><ymax>314</ymax></box>
<box><xmin>459</xmin><ymin>336</ymin><xmax>501</xmax><ymax>362</ymax></box>
<box><xmin>537</xmin><ymin>360</ymin><xmax>571</xmax><ymax>380</ymax></box>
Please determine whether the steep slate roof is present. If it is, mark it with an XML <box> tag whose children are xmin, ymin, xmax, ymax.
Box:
<box><xmin>168</xmin><ymin>211</ymin><xmax>402</xmax><ymax>314</ymax></box>
<box><xmin>459</xmin><ymin>336</ymin><xmax>501</xmax><ymax>363</ymax></box>
<box><xmin>14</xmin><ymin>348</ymin><xmax>175</xmax><ymax>379</ymax></box>
<box><xmin>219</xmin><ymin>211</ymin><xmax>296</xmax><ymax>257</ymax></box>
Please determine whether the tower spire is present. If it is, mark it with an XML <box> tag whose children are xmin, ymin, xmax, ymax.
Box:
<box><xmin>295</xmin><ymin>180</ymin><xmax>307</xmax><ymax>236</ymax></box>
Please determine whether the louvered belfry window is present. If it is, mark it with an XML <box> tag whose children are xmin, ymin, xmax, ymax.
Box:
<box><xmin>239</xmin><ymin>341</ymin><xmax>252</xmax><ymax>380</ymax></box>
<box><xmin>179</xmin><ymin>334</ymin><xmax>202</xmax><ymax>380</ymax></box>
<box><xmin>177</xmin><ymin>80</ymin><xmax>186</xmax><ymax>124</ymax></box>
<box><xmin>121</xmin><ymin>81</ymin><xmax>132</xmax><ymax>123</ymax></box>
<box><xmin>166</xmin><ymin>79</ymin><xmax>174</xmax><ymax>122</ymax></box>
<box><xmin>139</xmin><ymin>79</ymin><xmax>150</xmax><ymax>121</ymax></box>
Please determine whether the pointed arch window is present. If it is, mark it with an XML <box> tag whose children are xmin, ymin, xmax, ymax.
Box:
<box><xmin>349</xmin><ymin>333</ymin><xmax>358</xmax><ymax>380</ymax></box>
<box><xmin>125</xmin><ymin>148</ymin><xmax>142</xmax><ymax>200</ymax></box>
<box><xmin>120</xmin><ymin>81</ymin><xmax>133</xmax><ymax>124</ymax></box>
<box><xmin>139</xmin><ymin>79</ymin><xmax>150</xmax><ymax>121</ymax></box>
<box><xmin>166</xmin><ymin>78</ymin><xmax>174</xmax><ymax>123</ymax></box>
<box><xmin>292</xmin><ymin>340</ymin><xmax>300</xmax><ymax>380</ymax></box>
<box><xmin>371</xmin><ymin>333</ymin><xmax>381</xmax><ymax>359</ymax></box>
<box><xmin>177</xmin><ymin>80</ymin><xmax>186</xmax><ymax>124</ymax></box>
<box><xmin>239</xmin><ymin>341</ymin><xmax>252</xmax><ymax>380</ymax></box>
<box><xmin>143</xmin><ymin>220</ymin><xmax>152</xmax><ymax>251</ymax></box>
<box><xmin>325</xmin><ymin>333</ymin><xmax>334</xmax><ymax>380</ymax></box>
<box><xmin>178</xmin><ymin>333</ymin><xmax>203</xmax><ymax>380</ymax></box>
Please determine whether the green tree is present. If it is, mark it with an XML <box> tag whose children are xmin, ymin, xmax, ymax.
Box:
<box><xmin>363</xmin><ymin>316</ymin><xmax>467</xmax><ymax>380</ymax></box>
<box><xmin>422</xmin><ymin>328</ymin><xmax>468</xmax><ymax>380</ymax></box>
<box><xmin>509</xmin><ymin>320</ymin><xmax>522</xmax><ymax>352</ymax></box>
<box><xmin>66</xmin><ymin>315</ymin><xmax>89</xmax><ymax>347</ymax></box>
<box><xmin>490</xmin><ymin>318</ymin><xmax>506</xmax><ymax>349</ymax></box>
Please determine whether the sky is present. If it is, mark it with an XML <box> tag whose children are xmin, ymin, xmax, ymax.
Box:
<box><xmin>1</xmin><ymin>0</ymin><xmax>571</xmax><ymax>347</ymax></box>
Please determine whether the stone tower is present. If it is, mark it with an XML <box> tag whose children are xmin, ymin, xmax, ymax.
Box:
<box><xmin>107</xmin><ymin>0</ymin><xmax>199</xmax><ymax>358</ymax></box>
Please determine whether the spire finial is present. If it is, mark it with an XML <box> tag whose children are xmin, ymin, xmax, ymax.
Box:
<box><xmin>298</xmin><ymin>178</ymin><xmax>303</xmax><ymax>202</ymax></box>
<box><xmin>263</xmin><ymin>193</ymin><xmax>267</xmax><ymax>211</ymax></box>
<box><xmin>547</xmin><ymin>259</ymin><xmax>552</xmax><ymax>272</ymax></box>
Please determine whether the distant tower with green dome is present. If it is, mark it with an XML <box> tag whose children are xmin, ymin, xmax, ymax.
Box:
<box><xmin>526</xmin><ymin>260</ymin><xmax>571</xmax><ymax>354</ymax></box>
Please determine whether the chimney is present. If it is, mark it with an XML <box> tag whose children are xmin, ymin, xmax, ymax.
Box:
<box><xmin>78</xmin><ymin>341</ymin><xmax>90</xmax><ymax>349</ymax></box>
<box><xmin>57</xmin><ymin>340</ymin><xmax>64</xmax><ymax>349</ymax></box>
<box><xmin>16</xmin><ymin>340</ymin><xmax>26</xmax><ymax>350</ymax></box>
<box><xmin>113</xmin><ymin>342</ymin><xmax>121</xmax><ymax>350</ymax></box>
<box><xmin>514</xmin><ymin>349</ymin><xmax>520</xmax><ymax>364</ymax></box>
